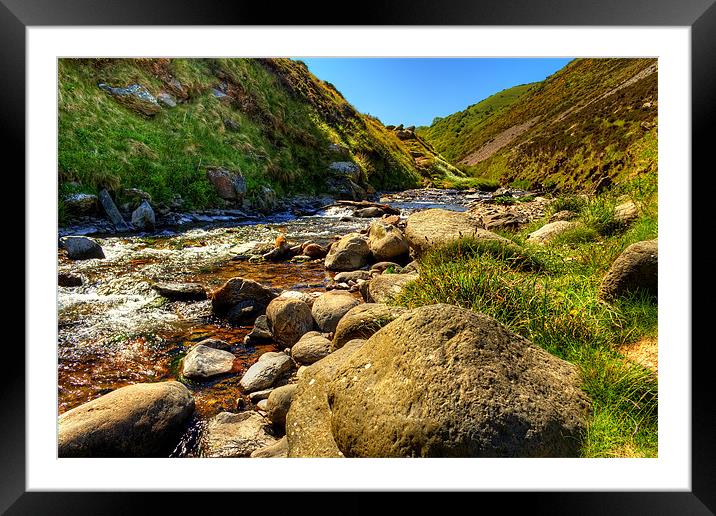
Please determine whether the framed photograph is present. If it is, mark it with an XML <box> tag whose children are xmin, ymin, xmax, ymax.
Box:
<box><xmin>7</xmin><ymin>0</ymin><xmax>712</xmax><ymax>512</ymax></box>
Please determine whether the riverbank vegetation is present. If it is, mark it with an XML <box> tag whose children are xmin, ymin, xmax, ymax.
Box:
<box><xmin>395</xmin><ymin>175</ymin><xmax>658</xmax><ymax>457</ymax></box>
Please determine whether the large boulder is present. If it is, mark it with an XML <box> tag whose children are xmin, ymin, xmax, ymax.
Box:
<box><xmin>364</xmin><ymin>273</ymin><xmax>419</xmax><ymax>303</ymax></box>
<box><xmin>266</xmin><ymin>297</ymin><xmax>314</xmax><ymax>347</ymax></box>
<box><xmin>526</xmin><ymin>221</ymin><xmax>580</xmax><ymax>244</ymax></box>
<box><xmin>239</xmin><ymin>352</ymin><xmax>293</xmax><ymax>392</ymax></box>
<box><xmin>311</xmin><ymin>291</ymin><xmax>361</xmax><ymax>333</ymax></box>
<box><xmin>332</xmin><ymin>303</ymin><xmax>408</xmax><ymax>350</ymax></box>
<box><xmin>286</xmin><ymin>339</ymin><xmax>366</xmax><ymax>457</ymax></box>
<box><xmin>58</xmin><ymin>381</ymin><xmax>194</xmax><ymax>457</ymax></box>
<box><xmin>59</xmin><ymin>236</ymin><xmax>105</xmax><ymax>260</ymax></box>
<box><xmin>98</xmin><ymin>83</ymin><xmax>161</xmax><ymax>116</ymax></box>
<box><xmin>291</xmin><ymin>333</ymin><xmax>332</xmax><ymax>365</ymax></box>
<box><xmin>599</xmin><ymin>239</ymin><xmax>658</xmax><ymax>302</ymax></box>
<box><xmin>325</xmin><ymin>176</ymin><xmax>367</xmax><ymax>201</ymax></box>
<box><xmin>328</xmin><ymin>161</ymin><xmax>361</xmax><ymax>182</ymax></box>
<box><xmin>368</xmin><ymin>221</ymin><xmax>410</xmax><ymax>261</ymax></box>
<box><xmin>266</xmin><ymin>384</ymin><xmax>298</xmax><ymax>427</ymax></box>
<box><xmin>200</xmin><ymin>411</ymin><xmax>277</xmax><ymax>457</ymax></box>
<box><xmin>404</xmin><ymin>209</ymin><xmax>510</xmax><ymax>254</ymax></box>
<box><xmin>205</xmin><ymin>167</ymin><xmax>247</xmax><ymax>202</ymax></box>
<box><xmin>210</xmin><ymin>278</ymin><xmax>278</xmax><ymax>315</ymax></box>
<box><xmin>152</xmin><ymin>282</ymin><xmax>206</xmax><ymax>301</ymax></box>
<box><xmin>182</xmin><ymin>345</ymin><xmax>236</xmax><ymax>380</ymax></box>
<box><xmin>324</xmin><ymin>233</ymin><xmax>371</xmax><ymax>271</ymax></box>
<box><xmin>131</xmin><ymin>200</ymin><xmax>156</xmax><ymax>230</ymax></box>
<box><xmin>327</xmin><ymin>305</ymin><xmax>591</xmax><ymax>457</ymax></box>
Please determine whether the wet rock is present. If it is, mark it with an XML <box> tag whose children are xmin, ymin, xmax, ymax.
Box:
<box><xmin>303</xmin><ymin>243</ymin><xmax>328</xmax><ymax>259</ymax></box>
<box><xmin>58</xmin><ymin>381</ymin><xmax>194</xmax><ymax>457</ymax></box>
<box><xmin>599</xmin><ymin>239</ymin><xmax>658</xmax><ymax>302</ymax></box>
<box><xmin>98</xmin><ymin>83</ymin><xmax>161</xmax><ymax>116</ymax></box>
<box><xmin>59</xmin><ymin>236</ymin><xmax>105</xmax><ymax>260</ymax></box>
<box><xmin>311</xmin><ymin>291</ymin><xmax>361</xmax><ymax>333</ymax></box>
<box><xmin>614</xmin><ymin>200</ymin><xmax>639</xmax><ymax>224</ymax></box>
<box><xmin>196</xmin><ymin>338</ymin><xmax>232</xmax><ymax>351</ymax></box>
<box><xmin>152</xmin><ymin>282</ymin><xmax>206</xmax><ymax>301</ymax></box>
<box><xmin>332</xmin><ymin>303</ymin><xmax>408</xmax><ymax>350</ymax></box>
<box><xmin>240</xmin><ymin>351</ymin><xmax>293</xmax><ymax>392</ymax></box>
<box><xmin>131</xmin><ymin>200</ymin><xmax>155</xmax><ymax>230</ymax></box>
<box><xmin>58</xmin><ymin>272</ymin><xmax>83</xmax><ymax>287</ymax></box>
<box><xmin>324</xmin><ymin>233</ymin><xmax>371</xmax><ymax>271</ymax></box>
<box><xmin>266</xmin><ymin>384</ymin><xmax>298</xmax><ymax>427</ymax></box>
<box><xmin>182</xmin><ymin>345</ymin><xmax>236</xmax><ymax>380</ymax></box>
<box><xmin>227</xmin><ymin>299</ymin><xmax>266</xmax><ymax>325</ymax></box>
<box><xmin>328</xmin><ymin>304</ymin><xmax>591</xmax><ymax>457</ymax></box>
<box><xmin>363</xmin><ymin>273</ymin><xmax>418</xmax><ymax>303</ymax></box>
<box><xmin>354</xmin><ymin>207</ymin><xmax>385</xmax><ymax>218</ymax></box>
<box><xmin>98</xmin><ymin>189</ymin><xmax>131</xmax><ymax>232</ymax></box>
<box><xmin>205</xmin><ymin>167</ymin><xmax>247</xmax><ymax>202</ymax></box>
<box><xmin>200</xmin><ymin>411</ymin><xmax>277</xmax><ymax>458</ymax></box>
<box><xmin>368</xmin><ymin>221</ymin><xmax>410</xmax><ymax>261</ymax></box>
<box><xmin>250</xmin><ymin>436</ymin><xmax>288</xmax><ymax>458</ymax></box>
<box><xmin>156</xmin><ymin>92</ymin><xmax>177</xmax><ymax>107</ymax></box>
<box><xmin>404</xmin><ymin>209</ymin><xmax>510</xmax><ymax>255</ymax></box>
<box><xmin>291</xmin><ymin>333</ymin><xmax>332</xmax><ymax>365</ymax></box>
<box><xmin>526</xmin><ymin>221</ymin><xmax>580</xmax><ymax>244</ymax></box>
<box><xmin>334</xmin><ymin>270</ymin><xmax>372</xmax><ymax>283</ymax></box>
<box><xmin>211</xmin><ymin>277</ymin><xmax>278</xmax><ymax>315</ymax></box>
<box><xmin>328</xmin><ymin>161</ymin><xmax>361</xmax><ymax>182</ymax></box>
<box><xmin>244</xmin><ymin>315</ymin><xmax>272</xmax><ymax>344</ymax></box>
<box><xmin>286</xmin><ymin>339</ymin><xmax>366</xmax><ymax>457</ymax></box>
<box><xmin>63</xmin><ymin>193</ymin><xmax>98</xmax><ymax>216</ymax></box>
<box><xmin>263</xmin><ymin>241</ymin><xmax>292</xmax><ymax>262</ymax></box>
<box><xmin>266</xmin><ymin>297</ymin><xmax>314</xmax><ymax>347</ymax></box>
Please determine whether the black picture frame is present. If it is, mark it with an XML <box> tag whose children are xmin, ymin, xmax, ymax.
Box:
<box><xmin>5</xmin><ymin>0</ymin><xmax>712</xmax><ymax>513</ymax></box>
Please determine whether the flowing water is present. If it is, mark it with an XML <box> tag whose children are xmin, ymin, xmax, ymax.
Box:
<box><xmin>57</xmin><ymin>188</ymin><xmax>492</xmax><ymax>456</ymax></box>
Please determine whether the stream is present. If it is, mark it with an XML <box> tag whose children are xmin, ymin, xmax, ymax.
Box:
<box><xmin>57</xmin><ymin>188</ymin><xmax>493</xmax><ymax>456</ymax></box>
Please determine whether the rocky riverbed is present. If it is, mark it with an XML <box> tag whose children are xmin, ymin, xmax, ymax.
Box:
<box><xmin>58</xmin><ymin>188</ymin><xmax>589</xmax><ymax>458</ymax></box>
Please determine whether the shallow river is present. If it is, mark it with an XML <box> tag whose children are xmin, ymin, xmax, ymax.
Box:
<box><xmin>57</xmin><ymin>188</ymin><xmax>490</xmax><ymax>456</ymax></box>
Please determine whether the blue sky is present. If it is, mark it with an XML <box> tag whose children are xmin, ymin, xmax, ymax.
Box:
<box><xmin>299</xmin><ymin>58</ymin><xmax>573</xmax><ymax>127</ymax></box>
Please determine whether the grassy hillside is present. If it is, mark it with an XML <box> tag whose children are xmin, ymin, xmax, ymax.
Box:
<box><xmin>58</xmin><ymin>58</ymin><xmax>463</xmax><ymax>213</ymax></box>
<box><xmin>416</xmin><ymin>83</ymin><xmax>533</xmax><ymax>162</ymax></box>
<box><xmin>418</xmin><ymin>58</ymin><xmax>658</xmax><ymax>192</ymax></box>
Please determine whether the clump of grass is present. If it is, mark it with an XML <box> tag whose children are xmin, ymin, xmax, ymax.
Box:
<box><xmin>550</xmin><ymin>225</ymin><xmax>599</xmax><ymax>246</ymax></box>
<box><xmin>549</xmin><ymin>194</ymin><xmax>587</xmax><ymax>215</ymax></box>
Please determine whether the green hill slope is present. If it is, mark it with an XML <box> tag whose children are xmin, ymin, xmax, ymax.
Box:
<box><xmin>58</xmin><ymin>58</ymin><xmax>463</xmax><ymax>213</ymax></box>
<box><xmin>418</xmin><ymin>58</ymin><xmax>658</xmax><ymax>191</ymax></box>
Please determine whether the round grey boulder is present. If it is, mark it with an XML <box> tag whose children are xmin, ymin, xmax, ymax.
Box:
<box><xmin>311</xmin><ymin>291</ymin><xmax>361</xmax><ymax>333</ymax></box>
<box><xmin>368</xmin><ymin>221</ymin><xmax>409</xmax><ymax>261</ymax></box>
<box><xmin>599</xmin><ymin>239</ymin><xmax>657</xmax><ymax>302</ymax></box>
<box><xmin>332</xmin><ymin>303</ymin><xmax>409</xmax><ymax>350</ymax></box>
<box><xmin>58</xmin><ymin>381</ymin><xmax>194</xmax><ymax>457</ymax></box>
<box><xmin>266</xmin><ymin>384</ymin><xmax>298</xmax><ymax>427</ymax></box>
<box><xmin>59</xmin><ymin>236</ymin><xmax>105</xmax><ymax>260</ymax></box>
<box><xmin>291</xmin><ymin>333</ymin><xmax>332</xmax><ymax>365</ymax></box>
<box><xmin>324</xmin><ymin>233</ymin><xmax>371</xmax><ymax>271</ymax></box>
<box><xmin>327</xmin><ymin>304</ymin><xmax>591</xmax><ymax>457</ymax></box>
<box><xmin>239</xmin><ymin>352</ymin><xmax>293</xmax><ymax>392</ymax></box>
<box><xmin>182</xmin><ymin>345</ymin><xmax>236</xmax><ymax>380</ymax></box>
<box><xmin>266</xmin><ymin>297</ymin><xmax>314</xmax><ymax>347</ymax></box>
<box><xmin>131</xmin><ymin>200</ymin><xmax>155</xmax><ymax>230</ymax></box>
